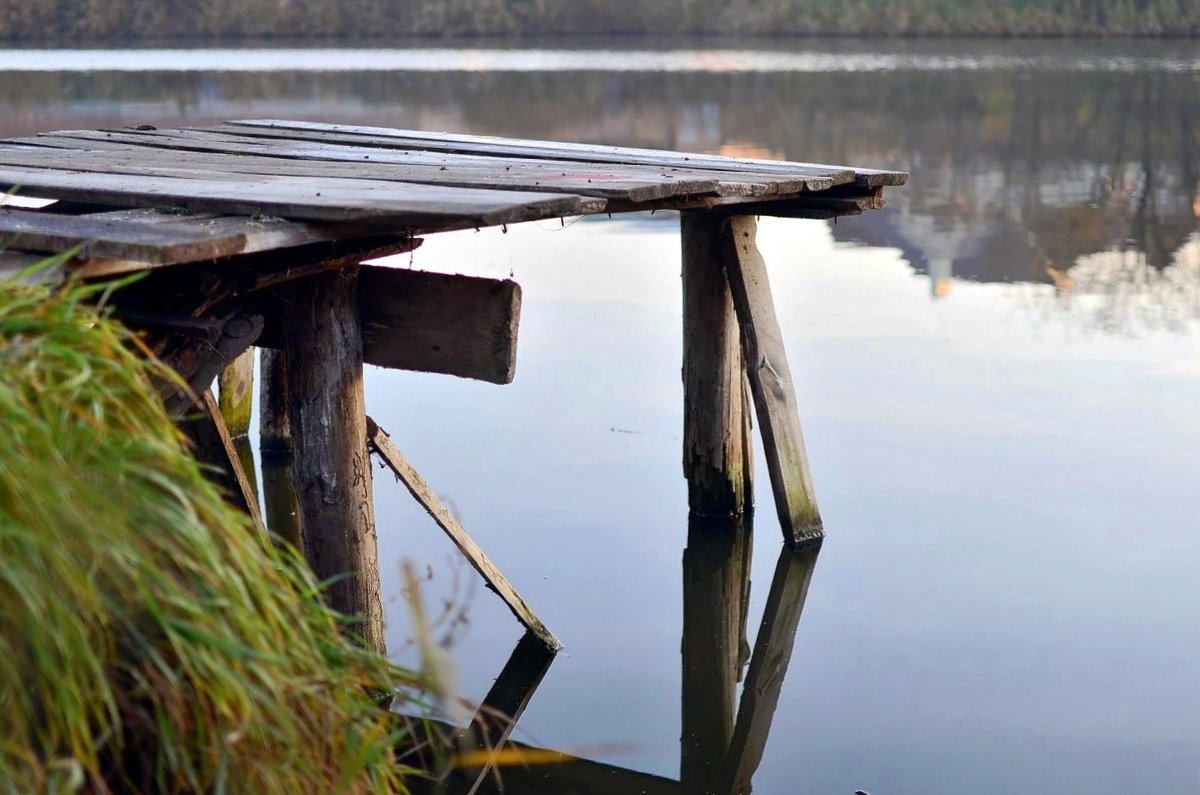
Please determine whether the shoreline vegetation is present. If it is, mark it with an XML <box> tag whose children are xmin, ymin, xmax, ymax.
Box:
<box><xmin>0</xmin><ymin>269</ymin><xmax>418</xmax><ymax>793</ymax></box>
<box><xmin>2</xmin><ymin>1</ymin><xmax>1198</xmax><ymax>42</ymax></box>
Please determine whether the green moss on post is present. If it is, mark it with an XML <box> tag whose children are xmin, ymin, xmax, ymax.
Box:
<box><xmin>217</xmin><ymin>347</ymin><xmax>255</xmax><ymax>438</ymax></box>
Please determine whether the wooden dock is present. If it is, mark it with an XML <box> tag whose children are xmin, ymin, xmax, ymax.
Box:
<box><xmin>0</xmin><ymin>121</ymin><xmax>904</xmax><ymax>790</ymax></box>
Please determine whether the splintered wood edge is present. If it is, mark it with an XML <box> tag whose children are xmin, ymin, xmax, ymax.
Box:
<box><xmin>365</xmin><ymin>416</ymin><xmax>561</xmax><ymax>651</ymax></box>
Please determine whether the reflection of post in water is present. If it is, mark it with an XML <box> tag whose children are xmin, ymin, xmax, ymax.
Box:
<box><xmin>682</xmin><ymin>516</ymin><xmax>821</xmax><ymax>795</ymax></box>
<box><xmin>258</xmin><ymin>348</ymin><xmax>303</xmax><ymax>551</ymax></box>
<box><xmin>681</xmin><ymin>513</ymin><xmax>754</xmax><ymax>792</ymax></box>
<box><xmin>404</xmin><ymin>522</ymin><xmax>818</xmax><ymax>795</ymax></box>
<box><xmin>722</xmin><ymin>541</ymin><xmax>820</xmax><ymax>794</ymax></box>
<box><xmin>442</xmin><ymin>629</ymin><xmax>559</xmax><ymax>794</ymax></box>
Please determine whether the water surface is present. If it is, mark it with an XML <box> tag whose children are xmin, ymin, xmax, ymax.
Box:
<box><xmin>4</xmin><ymin>38</ymin><xmax>1198</xmax><ymax>794</ymax></box>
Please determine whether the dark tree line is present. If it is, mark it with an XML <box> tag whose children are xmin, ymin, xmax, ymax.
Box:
<box><xmin>2</xmin><ymin>0</ymin><xmax>1198</xmax><ymax>41</ymax></box>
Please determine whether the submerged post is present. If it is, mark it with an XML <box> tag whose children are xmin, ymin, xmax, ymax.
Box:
<box><xmin>681</xmin><ymin>211</ymin><xmax>753</xmax><ymax>517</ymax></box>
<box><xmin>282</xmin><ymin>267</ymin><xmax>385</xmax><ymax>653</ymax></box>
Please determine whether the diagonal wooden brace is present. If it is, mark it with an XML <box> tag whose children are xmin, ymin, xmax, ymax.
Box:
<box><xmin>720</xmin><ymin>215</ymin><xmax>824</xmax><ymax>546</ymax></box>
<box><xmin>366</xmin><ymin>416</ymin><xmax>560</xmax><ymax>652</ymax></box>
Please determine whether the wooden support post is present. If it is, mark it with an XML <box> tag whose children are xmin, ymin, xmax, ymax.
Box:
<box><xmin>681</xmin><ymin>212</ymin><xmax>753</xmax><ymax>517</ymax></box>
<box><xmin>723</xmin><ymin>542</ymin><xmax>821</xmax><ymax>794</ymax></box>
<box><xmin>282</xmin><ymin>267</ymin><xmax>385</xmax><ymax>653</ymax></box>
<box><xmin>681</xmin><ymin>513</ymin><xmax>753</xmax><ymax>795</ymax></box>
<box><xmin>217</xmin><ymin>348</ymin><xmax>255</xmax><ymax>437</ymax></box>
<box><xmin>259</xmin><ymin>348</ymin><xmax>303</xmax><ymax>551</ymax></box>
<box><xmin>219</xmin><ymin>348</ymin><xmax>259</xmax><ymax>501</ymax></box>
<box><xmin>367</xmin><ymin>416</ymin><xmax>560</xmax><ymax>651</ymax></box>
<box><xmin>721</xmin><ymin>215</ymin><xmax>823</xmax><ymax>545</ymax></box>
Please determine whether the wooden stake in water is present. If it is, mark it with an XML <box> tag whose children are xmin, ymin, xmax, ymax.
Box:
<box><xmin>282</xmin><ymin>267</ymin><xmax>385</xmax><ymax>653</ymax></box>
<box><xmin>721</xmin><ymin>215</ymin><xmax>823</xmax><ymax>545</ymax></box>
<box><xmin>681</xmin><ymin>211</ymin><xmax>754</xmax><ymax>518</ymax></box>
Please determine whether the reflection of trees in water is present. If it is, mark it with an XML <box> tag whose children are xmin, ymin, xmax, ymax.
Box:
<box><xmin>1014</xmin><ymin>236</ymin><xmax>1200</xmax><ymax>337</ymax></box>
<box><xmin>1</xmin><ymin>60</ymin><xmax>1197</xmax><ymax>331</ymax></box>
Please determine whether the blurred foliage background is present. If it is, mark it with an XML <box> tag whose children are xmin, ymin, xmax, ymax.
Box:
<box><xmin>2</xmin><ymin>0</ymin><xmax>1198</xmax><ymax>41</ymax></box>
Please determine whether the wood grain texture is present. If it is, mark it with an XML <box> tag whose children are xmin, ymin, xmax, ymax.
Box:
<box><xmin>0</xmin><ymin>206</ymin><xmax>248</xmax><ymax>263</ymax></box>
<box><xmin>16</xmin><ymin>131</ymin><xmax>727</xmax><ymax>202</ymax></box>
<box><xmin>681</xmin><ymin>211</ymin><xmax>752</xmax><ymax>517</ymax></box>
<box><xmin>358</xmin><ymin>266</ymin><xmax>521</xmax><ymax>385</ymax></box>
<box><xmin>233</xmin><ymin>119</ymin><xmax>909</xmax><ymax>187</ymax></box>
<box><xmin>255</xmin><ymin>265</ymin><xmax>520</xmax><ymax>385</ymax></box>
<box><xmin>0</xmin><ymin>163</ymin><xmax>605</xmax><ymax>227</ymax></box>
<box><xmin>721</xmin><ymin>215</ymin><xmax>823</xmax><ymax>545</ymax></box>
<box><xmin>367</xmin><ymin>416</ymin><xmax>560</xmax><ymax>651</ymax></box>
<box><xmin>723</xmin><ymin>542</ymin><xmax>821</xmax><ymax>794</ymax></box>
<box><xmin>282</xmin><ymin>267</ymin><xmax>385</xmax><ymax>653</ymax></box>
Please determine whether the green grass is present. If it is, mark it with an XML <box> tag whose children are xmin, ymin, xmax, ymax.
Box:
<box><xmin>0</xmin><ymin>264</ymin><xmax>418</xmax><ymax>793</ymax></box>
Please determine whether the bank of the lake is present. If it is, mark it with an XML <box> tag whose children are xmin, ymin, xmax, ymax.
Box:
<box><xmin>3</xmin><ymin>0</ymin><xmax>1199</xmax><ymax>42</ymax></box>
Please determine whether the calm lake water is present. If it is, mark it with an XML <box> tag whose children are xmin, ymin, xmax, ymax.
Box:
<box><xmin>4</xmin><ymin>38</ymin><xmax>1198</xmax><ymax>793</ymax></box>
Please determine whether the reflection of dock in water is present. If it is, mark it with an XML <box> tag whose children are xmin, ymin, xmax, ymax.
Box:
<box><xmin>404</xmin><ymin>516</ymin><xmax>821</xmax><ymax>795</ymax></box>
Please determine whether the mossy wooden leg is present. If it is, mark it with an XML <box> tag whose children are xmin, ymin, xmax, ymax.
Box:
<box><xmin>218</xmin><ymin>348</ymin><xmax>259</xmax><ymax>499</ymax></box>
<box><xmin>721</xmin><ymin>215</ymin><xmax>823</xmax><ymax>546</ymax></box>
<box><xmin>681</xmin><ymin>211</ymin><xmax>753</xmax><ymax>517</ymax></box>
<box><xmin>259</xmin><ymin>348</ymin><xmax>303</xmax><ymax>552</ymax></box>
<box><xmin>681</xmin><ymin>513</ymin><xmax>753</xmax><ymax>795</ymax></box>
<box><xmin>217</xmin><ymin>348</ymin><xmax>255</xmax><ymax>437</ymax></box>
<box><xmin>282</xmin><ymin>267</ymin><xmax>385</xmax><ymax>653</ymax></box>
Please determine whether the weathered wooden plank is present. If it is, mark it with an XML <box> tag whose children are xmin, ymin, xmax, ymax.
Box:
<box><xmin>178</xmin><ymin>389</ymin><xmax>266</xmax><ymax>533</ymax></box>
<box><xmin>723</xmin><ymin>542</ymin><xmax>821</xmax><ymax>795</ymax></box>
<box><xmin>80</xmin><ymin>208</ymin><xmax>222</xmax><ymax>224</ymax></box>
<box><xmin>0</xmin><ymin>206</ymin><xmax>382</xmax><ymax>274</ymax></box>
<box><xmin>198</xmin><ymin>125</ymin><xmax>843</xmax><ymax>195</ymax></box>
<box><xmin>14</xmin><ymin>129</ymin><xmax>832</xmax><ymax>202</ymax></box>
<box><xmin>721</xmin><ymin>215</ymin><xmax>823</xmax><ymax>546</ymax></box>
<box><xmin>681</xmin><ymin>212</ymin><xmax>752</xmax><ymax>517</ymax></box>
<box><xmin>232</xmin><ymin>119</ymin><xmax>907</xmax><ymax>187</ymax></box>
<box><xmin>0</xmin><ymin>206</ymin><xmax>250</xmax><ymax>263</ymax></box>
<box><xmin>15</xmin><ymin>131</ymin><xmax>730</xmax><ymax>202</ymax></box>
<box><xmin>255</xmin><ymin>265</ymin><xmax>520</xmax><ymax>385</ymax></box>
<box><xmin>283</xmin><ymin>268</ymin><xmax>384</xmax><ymax>652</ymax></box>
<box><xmin>366</xmin><ymin>416</ymin><xmax>560</xmax><ymax>651</ymax></box>
<box><xmin>50</xmin><ymin>125</ymin><xmax>831</xmax><ymax>195</ymax></box>
<box><xmin>681</xmin><ymin>513</ymin><xmax>753</xmax><ymax>795</ymax></box>
<box><xmin>4</xmin><ymin>138</ymin><xmax>870</xmax><ymax>221</ymax></box>
<box><xmin>0</xmin><ymin>164</ymin><xmax>606</xmax><ymax>227</ymax></box>
<box><xmin>359</xmin><ymin>266</ymin><xmax>520</xmax><ymax>385</ymax></box>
